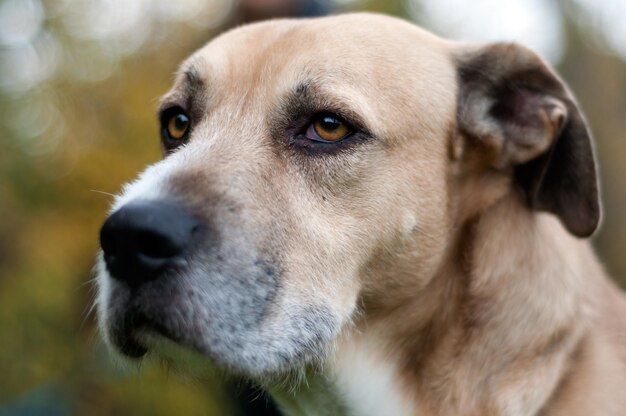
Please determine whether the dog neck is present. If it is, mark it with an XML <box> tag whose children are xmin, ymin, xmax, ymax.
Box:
<box><xmin>273</xmin><ymin>193</ymin><xmax>603</xmax><ymax>416</ymax></box>
<box><xmin>271</xmin><ymin>332</ymin><xmax>418</xmax><ymax>416</ymax></box>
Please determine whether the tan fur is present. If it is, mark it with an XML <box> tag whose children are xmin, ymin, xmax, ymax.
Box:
<box><xmin>117</xmin><ymin>13</ymin><xmax>626</xmax><ymax>415</ymax></box>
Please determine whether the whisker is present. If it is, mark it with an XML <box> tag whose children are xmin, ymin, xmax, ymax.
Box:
<box><xmin>76</xmin><ymin>276</ymin><xmax>98</xmax><ymax>289</ymax></box>
<box><xmin>79</xmin><ymin>277</ymin><xmax>100</xmax><ymax>330</ymax></box>
<box><xmin>90</xmin><ymin>189</ymin><xmax>116</xmax><ymax>198</ymax></box>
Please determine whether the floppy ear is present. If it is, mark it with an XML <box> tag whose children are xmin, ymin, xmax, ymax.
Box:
<box><xmin>455</xmin><ymin>42</ymin><xmax>600</xmax><ymax>237</ymax></box>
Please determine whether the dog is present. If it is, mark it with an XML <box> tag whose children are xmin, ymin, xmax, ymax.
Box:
<box><xmin>95</xmin><ymin>13</ymin><xmax>626</xmax><ymax>415</ymax></box>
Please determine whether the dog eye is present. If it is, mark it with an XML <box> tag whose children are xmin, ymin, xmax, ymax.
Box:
<box><xmin>162</xmin><ymin>108</ymin><xmax>190</xmax><ymax>142</ymax></box>
<box><xmin>305</xmin><ymin>113</ymin><xmax>352</xmax><ymax>142</ymax></box>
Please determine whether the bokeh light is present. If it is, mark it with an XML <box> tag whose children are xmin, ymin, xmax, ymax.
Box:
<box><xmin>0</xmin><ymin>1</ymin><xmax>624</xmax><ymax>414</ymax></box>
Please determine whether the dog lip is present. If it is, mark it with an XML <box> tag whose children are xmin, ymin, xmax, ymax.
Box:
<box><xmin>117</xmin><ymin>334</ymin><xmax>149</xmax><ymax>358</ymax></box>
<box><xmin>117</xmin><ymin>312</ymin><xmax>215</xmax><ymax>363</ymax></box>
<box><xmin>109</xmin><ymin>321</ymin><xmax>149</xmax><ymax>358</ymax></box>
<box><xmin>109</xmin><ymin>307</ymin><xmax>153</xmax><ymax>358</ymax></box>
<box><xmin>111</xmin><ymin>308</ymin><xmax>185</xmax><ymax>359</ymax></box>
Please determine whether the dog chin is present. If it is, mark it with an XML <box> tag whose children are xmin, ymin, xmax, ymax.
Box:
<box><xmin>137</xmin><ymin>331</ymin><xmax>219</xmax><ymax>375</ymax></box>
<box><xmin>97</xmin><ymin>267</ymin><xmax>340</xmax><ymax>379</ymax></box>
<box><xmin>105</xmin><ymin>315</ymin><xmax>336</xmax><ymax>381</ymax></box>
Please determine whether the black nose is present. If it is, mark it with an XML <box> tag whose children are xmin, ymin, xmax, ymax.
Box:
<box><xmin>100</xmin><ymin>200</ymin><xmax>199</xmax><ymax>285</ymax></box>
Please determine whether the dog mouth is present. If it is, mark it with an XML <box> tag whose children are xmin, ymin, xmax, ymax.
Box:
<box><xmin>109</xmin><ymin>309</ymin><xmax>170</xmax><ymax>358</ymax></box>
<box><xmin>99</xmin><ymin>250</ymin><xmax>283</xmax><ymax>367</ymax></box>
<box><xmin>106</xmin><ymin>289</ymin><xmax>200</xmax><ymax>360</ymax></box>
<box><xmin>98</xmin><ymin>240</ymin><xmax>339</xmax><ymax>377</ymax></box>
<box><xmin>111</xmin><ymin>309</ymin><xmax>217</xmax><ymax>363</ymax></box>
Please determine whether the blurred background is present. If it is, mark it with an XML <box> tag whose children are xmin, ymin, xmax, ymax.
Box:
<box><xmin>0</xmin><ymin>0</ymin><xmax>624</xmax><ymax>414</ymax></box>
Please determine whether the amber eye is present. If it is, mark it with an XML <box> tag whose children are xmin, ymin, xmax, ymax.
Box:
<box><xmin>165</xmin><ymin>111</ymin><xmax>190</xmax><ymax>141</ymax></box>
<box><xmin>307</xmin><ymin>114</ymin><xmax>351</xmax><ymax>142</ymax></box>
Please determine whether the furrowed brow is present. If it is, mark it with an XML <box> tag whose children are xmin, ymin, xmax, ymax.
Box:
<box><xmin>283</xmin><ymin>79</ymin><xmax>370</xmax><ymax>132</ymax></box>
<box><xmin>157</xmin><ymin>64</ymin><xmax>207</xmax><ymax>116</ymax></box>
<box><xmin>183</xmin><ymin>66</ymin><xmax>204</xmax><ymax>98</ymax></box>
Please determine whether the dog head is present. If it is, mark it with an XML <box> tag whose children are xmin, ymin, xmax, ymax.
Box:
<box><xmin>96</xmin><ymin>13</ymin><xmax>599</xmax><ymax>379</ymax></box>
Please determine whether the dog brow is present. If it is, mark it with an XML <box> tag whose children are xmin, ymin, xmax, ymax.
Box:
<box><xmin>156</xmin><ymin>64</ymin><xmax>207</xmax><ymax>116</ymax></box>
<box><xmin>183</xmin><ymin>65</ymin><xmax>204</xmax><ymax>97</ymax></box>
<box><xmin>284</xmin><ymin>79</ymin><xmax>371</xmax><ymax>135</ymax></box>
<box><xmin>294</xmin><ymin>81</ymin><xmax>310</xmax><ymax>95</ymax></box>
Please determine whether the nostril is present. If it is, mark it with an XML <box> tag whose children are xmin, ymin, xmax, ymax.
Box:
<box><xmin>136</xmin><ymin>230</ymin><xmax>183</xmax><ymax>259</ymax></box>
<box><xmin>100</xmin><ymin>200</ymin><xmax>200</xmax><ymax>284</ymax></box>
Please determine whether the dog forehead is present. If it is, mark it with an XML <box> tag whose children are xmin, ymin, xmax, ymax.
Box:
<box><xmin>170</xmin><ymin>14</ymin><xmax>457</xmax><ymax>139</ymax></box>
<box><xmin>184</xmin><ymin>14</ymin><xmax>453</xmax><ymax>91</ymax></box>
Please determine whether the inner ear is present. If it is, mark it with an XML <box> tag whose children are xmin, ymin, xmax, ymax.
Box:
<box><xmin>455</xmin><ymin>42</ymin><xmax>600</xmax><ymax>238</ymax></box>
<box><xmin>489</xmin><ymin>88</ymin><xmax>567</xmax><ymax>165</ymax></box>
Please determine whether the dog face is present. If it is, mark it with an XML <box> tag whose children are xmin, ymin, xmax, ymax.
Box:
<box><xmin>96</xmin><ymin>13</ymin><xmax>598</xmax><ymax>379</ymax></box>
